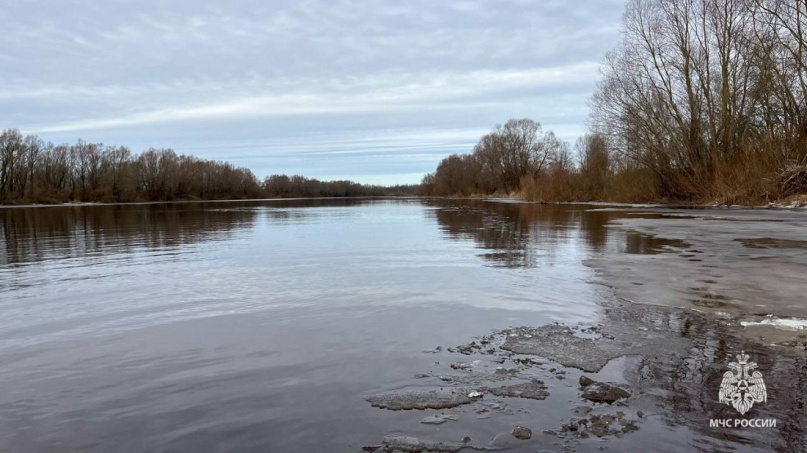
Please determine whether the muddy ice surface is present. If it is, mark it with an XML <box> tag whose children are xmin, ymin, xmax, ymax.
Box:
<box><xmin>361</xmin><ymin>299</ymin><xmax>807</xmax><ymax>452</ymax></box>
<box><xmin>480</xmin><ymin>380</ymin><xmax>549</xmax><ymax>401</ymax></box>
<box><xmin>586</xmin><ymin>208</ymin><xmax>807</xmax><ymax>340</ymax></box>
<box><xmin>366</xmin><ymin>390</ymin><xmax>476</xmax><ymax>411</ymax></box>
<box><xmin>361</xmin><ymin>206</ymin><xmax>807</xmax><ymax>453</ymax></box>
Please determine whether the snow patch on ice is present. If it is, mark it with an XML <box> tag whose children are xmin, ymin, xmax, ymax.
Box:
<box><xmin>741</xmin><ymin>315</ymin><xmax>807</xmax><ymax>331</ymax></box>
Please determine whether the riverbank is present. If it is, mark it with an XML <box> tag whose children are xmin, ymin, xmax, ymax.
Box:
<box><xmin>361</xmin><ymin>202</ymin><xmax>807</xmax><ymax>452</ymax></box>
<box><xmin>4</xmin><ymin>193</ymin><xmax>805</xmax><ymax>211</ymax></box>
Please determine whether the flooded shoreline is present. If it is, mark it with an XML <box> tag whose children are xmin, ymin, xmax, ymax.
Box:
<box><xmin>361</xmin><ymin>203</ymin><xmax>807</xmax><ymax>452</ymax></box>
<box><xmin>1</xmin><ymin>199</ymin><xmax>804</xmax><ymax>451</ymax></box>
<box><xmin>586</xmin><ymin>207</ymin><xmax>807</xmax><ymax>344</ymax></box>
<box><xmin>360</xmin><ymin>293</ymin><xmax>807</xmax><ymax>452</ymax></box>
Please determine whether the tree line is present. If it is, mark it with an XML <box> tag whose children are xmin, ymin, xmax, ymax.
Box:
<box><xmin>422</xmin><ymin>0</ymin><xmax>807</xmax><ymax>203</ymax></box>
<box><xmin>262</xmin><ymin>174</ymin><xmax>417</xmax><ymax>198</ymax></box>
<box><xmin>0</xmin><ymin>129</ymin><xmax>417</xmax><ymax>204</ymax></box>
<box><xmin>418</xmin><ymin>118</ymin><xmax>570</xmax><ymax>196</ymax></box>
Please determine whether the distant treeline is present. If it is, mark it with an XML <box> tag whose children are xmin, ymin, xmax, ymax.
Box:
<box><xmin>422</xmin><ymin>0</ymin><xmax>807</xmax><ymax>204</ymax></box>
<box><xmin>263</xmin><ymin>174</ymin><xmax>417</xmax><ymax>198</ymax></box>
<box><xmin>0</xmin><ymin>129</ymin><xmax>417</xmax><ymax>204</ymax></box>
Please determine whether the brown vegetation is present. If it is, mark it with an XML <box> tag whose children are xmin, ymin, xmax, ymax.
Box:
<box><xmin>263</xmin><ymin>174</ymin><xmax>416</xmax><ymax>198</ymax></box>
<box><xmin>0</xmin><ymin>129</ymin><xmax>417</xmax><ymax>205</ymax></box>
<box><xmin>418</xmin><ymin>119</ymin><xmax>561</xmax><ymax>197</ymax></box>
<box><xmin>587</xmin><ymin>0</ymin><xmax>807</xmax><ymax>203</ymax></box>
<box><xmin>422</xmin><ymin>0</ymin><xmax>807</xmax><ymax>205</ymax></box>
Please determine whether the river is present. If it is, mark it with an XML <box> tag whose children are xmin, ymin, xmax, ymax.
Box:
<box><xmin>1</xmin><ymin>199</ymin><xmax>805</xmax><ymax>452</ymax></box>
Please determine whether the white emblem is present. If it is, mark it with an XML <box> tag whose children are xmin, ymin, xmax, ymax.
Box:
<box><xmin>718</xmin><ymin>351</ymin><xmax>767</xmax><ymax>415</ymax></box>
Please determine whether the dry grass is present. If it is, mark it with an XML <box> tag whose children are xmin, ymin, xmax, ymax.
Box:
<box><xmin>517</xmin><ymin>142</ymin><xmax>806</xmax><ymax>206</ymax></box>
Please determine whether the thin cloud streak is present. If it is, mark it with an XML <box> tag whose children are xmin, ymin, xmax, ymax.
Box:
<box><xmin>1</xmin><ymin>0</ymin><xmax>626</xmax><ymax>184</ymax></box>
<box><xmin>24</xmin><ymin>63</ymin><xmax>599</xmax><ymax>134</ymax></box>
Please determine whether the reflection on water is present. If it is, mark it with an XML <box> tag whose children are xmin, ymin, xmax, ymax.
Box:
<box><xmin>0</xmin><ymin>199</ymin><xmax>799</xmax><ymax>452</ymax></box>
<box><xmin>0</xmin><ymin>199</ymin><xmax>376</xmax><ymax>267</ymax></box>
<box><xmin>0</xmin><ymin>203</ymin><xmax>257</xmax><ymax>266</ymax></box>
<box><xmin>427</xmin><ymin>200</ymin><xmax>678</xmax><ymax>268</ymax></box>
<box><xmin>1</xmin><ymin>200</ymin><xmax>686</xmax><ymax>271</ymax></box>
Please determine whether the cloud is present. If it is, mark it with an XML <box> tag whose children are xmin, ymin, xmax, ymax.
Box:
<box><xmin>21</xmin><ymin>62</ymin><xmax>599</xmax><ymax>134</ymax></box>
<box><xmin>0</xmin><ymin>0</ymin><xmax>626</xmax><ymax>183</ymax></box>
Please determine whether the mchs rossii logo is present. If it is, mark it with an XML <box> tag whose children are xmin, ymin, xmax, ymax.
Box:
<box><xmin>719</xmin><ymin>351</ymin><xmax>767</xmax><ymax>415</ymax></box>
<box><xmin>710</xmin><ymin>351</ymin><xmax>775</xmax><ymax>429</ymax></box>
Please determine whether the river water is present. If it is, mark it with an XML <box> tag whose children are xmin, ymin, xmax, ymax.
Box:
<box><xmin>0</xmin><ymin>199</ymin><xmax>804</xmax><ymax>452</ymax></box>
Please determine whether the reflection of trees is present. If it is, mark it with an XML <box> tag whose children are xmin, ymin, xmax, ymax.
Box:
<box><xmin>427</xmin><ymin>200</ymin><xmax>623</xmax><ymax>267</ymax></box>
<box><xmin>0</xmin><ymin>202</ymin><xmax>258</xmax><ymax>265</ymax></box>
<box><xmin>0</xmin><ymin>198</ymin><xmax>374</xmax><ymax>265</ymax></box>
<box><xmin>263</xmin><ymin>198</ymin><xmax>368</xmax><ymax>222</ymax></box>
<box><xmin>579</xmin><ymin>209</ymin><xmax>610</xmax><ymax>251</ymax></box>
<box><xmin>623</xmin><ymin>231</ymin><xmax>689</xmax><ymax>254</ymax></box>
<box><xmin>429</xmin><ymin>200</ymin><xmax>554</xmax><ymax>268</ymax></box>
<box><xmin>429</xmin><ymin>199</ymin><xmax>807</xmax><ymax>448</ymax></box>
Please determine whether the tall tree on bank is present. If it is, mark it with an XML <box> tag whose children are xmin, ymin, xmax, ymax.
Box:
<box><xmin>590</xmin><ymin>0</ymin><xmax>807</xmax><ymax>200</ymax></box>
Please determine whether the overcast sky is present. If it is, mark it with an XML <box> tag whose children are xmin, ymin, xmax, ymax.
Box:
<box><xmin>1</xmin><ymin>0</ymin><xmax>625</xmax><ymax>184</ymax></box>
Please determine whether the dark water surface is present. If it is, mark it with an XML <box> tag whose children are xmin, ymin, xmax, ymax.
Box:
<box><xmin>0</xmin><ymin>199</ymin><xmax>801</xmax><ymax>452</ymax></box>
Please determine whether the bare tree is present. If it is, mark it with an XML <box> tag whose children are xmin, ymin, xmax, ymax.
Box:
<box><xmin>0</xmin><ymin>129</ymin><xmax>286</xmax><ymax>204</ymax></box>
<box><xmin>589</xmin><ymin>0</ymin><xmax>802</xmax><ymax>200</ymax></box>
<box><xmin>0</xmin><ymin>129</ymin><xmax>24</xmax><ymax>202</ymax></box>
